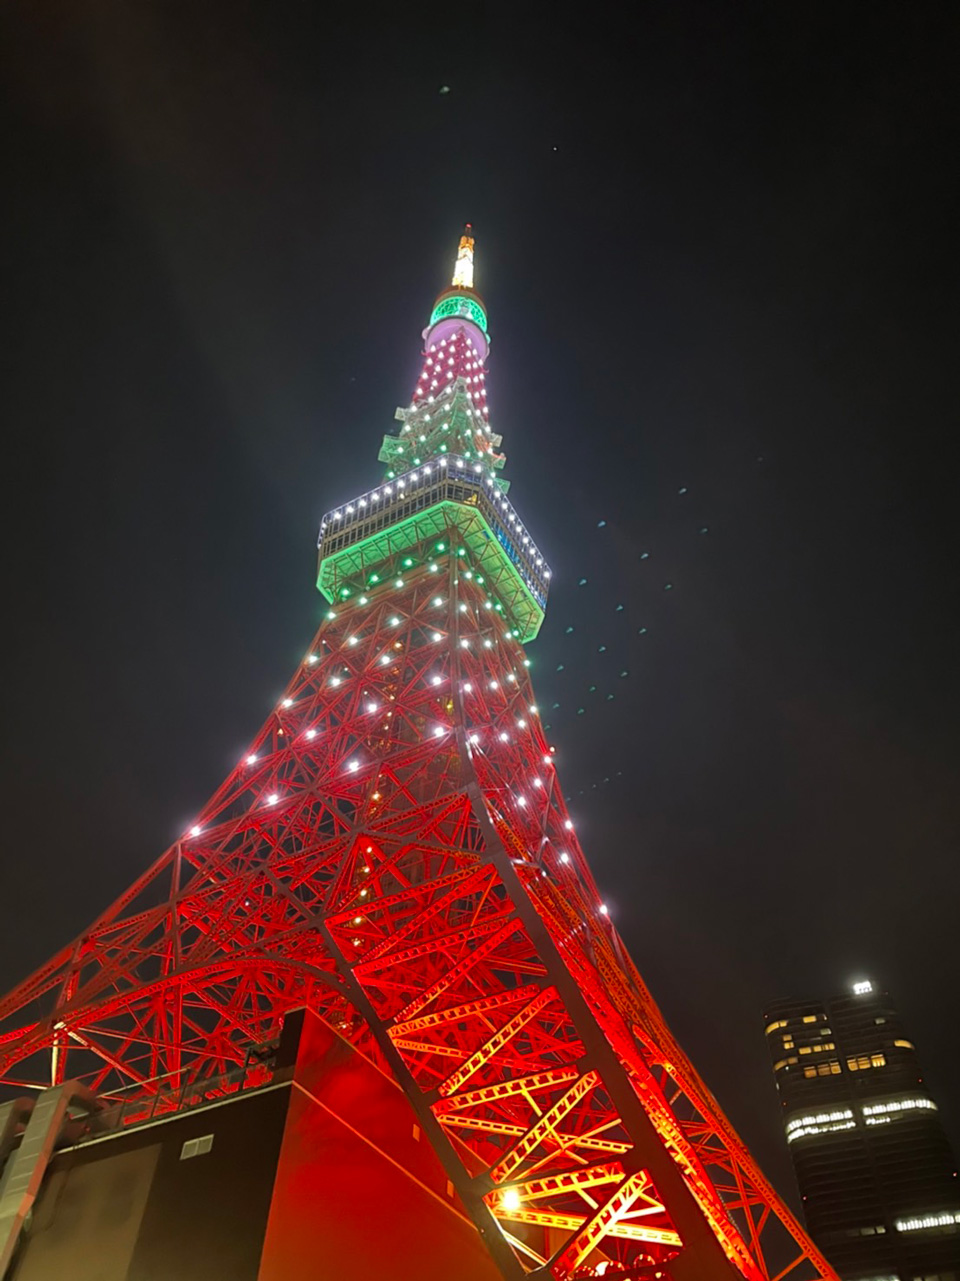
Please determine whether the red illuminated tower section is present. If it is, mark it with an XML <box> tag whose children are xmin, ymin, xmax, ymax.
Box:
<box><xmin>0</xmin><ymin>229</ymin><xmax>836</xmax><ymax>1281</ymax></box>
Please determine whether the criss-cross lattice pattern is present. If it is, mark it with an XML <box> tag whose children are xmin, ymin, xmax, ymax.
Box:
<box><xmin>0</xmin><ymin>552</ymin><xmax>835</xmax><ymax>1281</ymax></box>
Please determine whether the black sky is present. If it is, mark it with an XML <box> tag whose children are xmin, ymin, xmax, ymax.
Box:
<box><xmin>1</xmin><ymin>1</ymin><xmax>959</xmax><ymax>1200</ymax></box>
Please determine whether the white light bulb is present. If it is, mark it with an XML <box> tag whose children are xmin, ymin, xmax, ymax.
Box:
<box><xmin>267</xmin><ymin>794</ymin><xmax>278</xmax><ymax>805</ymax></box>
<box><xmin>282</xmin><ymin>698</ymin><xmax>293</xmax><ymax>708</ymax></box>
<box><xmin>306</xmin><ymin>728</ymin><xmax>317</xmax><ymax>739</ymax></box>
<box><xmin>246</xmin><ymin>754</ymin><xmax>258</xmax><ymax>765</ymax></box>
<box><xmin>189</xmin><ymin>825</ymin><xmax>202</xmax><ymax>837</ymax></box>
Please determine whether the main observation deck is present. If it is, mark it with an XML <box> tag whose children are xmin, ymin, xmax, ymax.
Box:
<box><xmin>317</xmin><ymin>455</ymin><xmax>550</xmax><ymax>642</ymax></box>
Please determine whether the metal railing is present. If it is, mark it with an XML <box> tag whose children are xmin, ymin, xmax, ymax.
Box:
<box><xmin>317</xmin><ymin>455</ymin><xmax>551</xmax><ymax>606</ymax></box>
<box><xmin>69</xmin><ymin>1037</ymin><xmax>281</xmax><ymax>1145</ymax></box>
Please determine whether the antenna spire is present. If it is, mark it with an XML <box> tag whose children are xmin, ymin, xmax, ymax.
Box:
<box><xmin>451</xmin><ymin>223</ymin><xmax>475</xmax><ymax>289</ymax></box>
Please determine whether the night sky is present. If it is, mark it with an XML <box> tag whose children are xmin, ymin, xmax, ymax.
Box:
<box><xmin>2</xmin><ymin>3</ymin><xmax>959</xmax><ymax>1201</ymax></box>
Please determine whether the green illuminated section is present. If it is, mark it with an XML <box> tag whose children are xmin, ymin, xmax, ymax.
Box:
<box><xmin>429</xmin><ymin>294</ymin><xmax>488</xmax><ymax>334</ymax></box>
<box><xmin>378</xmin><ymin>392</ymin><xmax>507</xmax><ymax>485</ymax></box>
<box><xmin>317</xmin><ymin>501</ymin><xmax>544</xmax><ymax>642</ymax></box>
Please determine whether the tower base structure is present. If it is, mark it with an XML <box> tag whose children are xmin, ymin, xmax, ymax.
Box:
<box><xmin>0</xmin><ymin>1009</ymin><xmax>502</xmax><ymax>1281</ymax></box>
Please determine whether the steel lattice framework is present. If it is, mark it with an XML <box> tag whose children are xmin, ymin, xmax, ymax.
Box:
<box><xmin>0</xmin><ymin>229</ymin><xmax>837</xmax><ymax>1281</ymax></box>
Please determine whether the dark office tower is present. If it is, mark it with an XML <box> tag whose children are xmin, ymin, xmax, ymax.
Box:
<box><xmin>764</xmin><ymin>980</ymin><xmax>960</xmax><ymax>1281</ymax></box>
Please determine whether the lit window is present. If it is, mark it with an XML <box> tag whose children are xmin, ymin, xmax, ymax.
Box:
<box><xmin>802</xmin><ymin>1015</ymin><xmax>817</xmax><ymax>1024</ymax></box>
<box><xmin>847</xmin><ymin>1053</ymin><xmax>887</xmax><ymax>1072</ymax></box>
<box><xmin>894</xmin><ymin>1039</ymin><xmax>915</xmax><ymax>1050</ymax></box>
<box><xmin>785</xmin><ymin>1107</ymin><xmax>855</xmax><ymax>1143</ymax></box>
<box><xmin>808</xmin><ymin>1061</ymin><xmax>841</xmax><ymax>1077</ymax></box>
<box><xmin>862</xmin><ymin>1096</ymin><xmax>936</xmax><ymax>1124</ymax></box>
<box><xmin>895</xmin><ymin>1211</ymin><xmax>960</xmax><ymax>1232</ymax></box>
<box><xmin>765</xmin><ymin>1019</ymin><xmax>788</xmax><ymax>1036</ymax></box>
<box><xmin>783</xmin><ymin>1037</ymin><xmax>795</xmax><ymax>1049</ymax></box>
<box><xmin>774</xmin><ymin>1056</ymin><xmax>798</xmax><ymax>1072</ymax></box>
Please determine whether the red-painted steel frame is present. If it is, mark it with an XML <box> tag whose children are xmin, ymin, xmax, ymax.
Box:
<box><xmin>0</xmin><ymin>547</ymin><xmax>836</xmax><ymax>1281</ymax></box>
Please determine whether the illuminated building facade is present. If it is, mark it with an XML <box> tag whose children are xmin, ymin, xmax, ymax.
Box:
<box><xmin>765</xmin><ymin>981</ymin><xmax>960</xmax><ymax>1281</ymax></box>
<box><xmin>0</xmin><ymin>230</ymin><xmax>837</xmax><ymax>1280</ymax></box>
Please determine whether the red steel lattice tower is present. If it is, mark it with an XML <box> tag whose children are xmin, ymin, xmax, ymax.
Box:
<box><xmin>0</xmin><ymin>230</ymin><xmax>837</xmax><ymax>1281</ymax></box>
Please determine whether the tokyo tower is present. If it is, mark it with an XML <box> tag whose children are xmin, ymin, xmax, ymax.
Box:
<box><xmin>0</xmin><ymin>229</ymin><xmax>836</xmax><ymax>1281</ymax></box>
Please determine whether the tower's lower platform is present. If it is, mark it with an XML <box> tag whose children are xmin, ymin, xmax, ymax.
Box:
<box><xmin>2</xmin><ymin>1009</ymin><xmax>501</xmax><ymax>1281</ymax></box>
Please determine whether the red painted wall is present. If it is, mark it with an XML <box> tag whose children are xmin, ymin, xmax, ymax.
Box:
<box><xmin>258</xmin><ymin>1011</ymin><xmax>502</xmax><ymax>1281</ymax></box>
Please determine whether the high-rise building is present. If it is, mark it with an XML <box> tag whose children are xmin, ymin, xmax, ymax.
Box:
<box><xmin>0</xmin><ymin>230</ymin><xmax>836</xmax><ymax>1280</ymax></box>
<box><xmin>764</xmin><ymin>980</ymin><xmax>960</xmax><ymax>1281</ymax></box>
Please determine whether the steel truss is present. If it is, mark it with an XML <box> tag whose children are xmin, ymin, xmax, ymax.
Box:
<box><xmin>0</xmin><ymin>543</ymin><xmax>836</xmax><ymax>1281</ymax></box>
